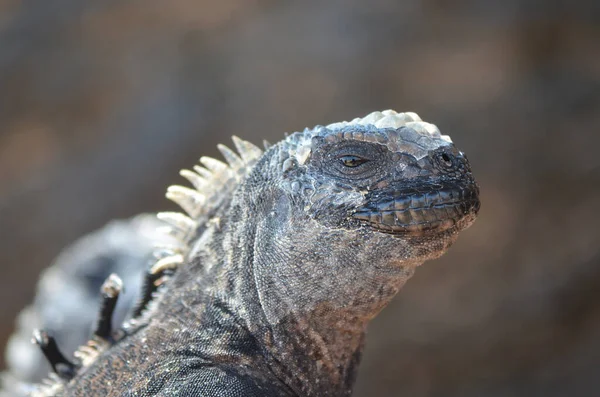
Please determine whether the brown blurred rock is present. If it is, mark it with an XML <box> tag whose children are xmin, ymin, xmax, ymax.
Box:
<box><xmin>1</xmin><ymin>1</ymin><xmax>599</xmax><ymax>396</ymax></box>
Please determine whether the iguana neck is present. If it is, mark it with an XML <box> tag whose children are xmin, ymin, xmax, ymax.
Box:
<box><xmin>246</xmin><ymin>240</ymin><xmax>414</xmax><ymax>396</ymax></box>
<box><xmin>159</xmin><ymin>172</ymin><xmax>417</xmax><ymax>396</ymax></box>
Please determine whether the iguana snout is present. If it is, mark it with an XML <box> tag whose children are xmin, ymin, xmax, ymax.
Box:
<box><xmin>352</xmin><ymin>144</ymin><xmax>480</xmax><ymax>236</ymax></box>
<box><xmin>354</xmin><ymin>181</ymin><xmax>479</xmax><ymax>235</ymax></box>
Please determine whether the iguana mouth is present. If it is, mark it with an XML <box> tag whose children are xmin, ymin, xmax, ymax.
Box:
<box><xmin>353</xmin><ymin>182</ymin><xmax>480</xmax><ymax>235</ymax></box>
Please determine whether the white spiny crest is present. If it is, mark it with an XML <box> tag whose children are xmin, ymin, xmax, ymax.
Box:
<box><xmin>200</xmin><ymin>156</ymin><xmax>230</xmax><ymax>176</ymax></box>
<box><xmin>165</xmin><ymin>186</ymin><xmax>206</xmax><ymax>219</ymax></box>
<box><xmin>163</xmin><ymin>136</ymin><xmax>263</xmax><ymax>224</ymax></box>
<box><xmin>150</xmin><ymin>254</ymin><xmax>185</xmax><ymax>275</ymax></box>
<box><xmin>156</xmin><ymin>136</ymin><xmax>264</xmax><ymax>272</ymax></box>
<box><xmin>179</xmin><ymin>169</ymin><xmax>208</xmax><ymax>191</ymax></box>
<box><xmin>192</xmin><ymin>164</ymin><xmax>213</xmax><ymax>180</ymax></box>
<box><xmin>232</xmin><ymin>135</ymin><xmax>263</xmax><ymax>163</ymax></box>
<box><xmin>73</xmin><ymin>337</ymin><xmax>110</xmax><ymax>367</ymax></box>
<box><xmin>217</xmin><ymin>144</ymin><xmax>244</xmax><ymax>170</ymax></box>
<box><xmin>157</xmin><ymin>212</ymin><xmax>197</xmax><ymax>240</ymax></box>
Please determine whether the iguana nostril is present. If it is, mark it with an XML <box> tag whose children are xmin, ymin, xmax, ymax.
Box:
<box><xmin>441</xmin><ymin>153</ymin><xmax>452</xmax><ymax>164</ymax></box>
<box><xmin>435</xmin><ymin>151</ymin><xmax>456</xmax><ymax>170</ymax></box>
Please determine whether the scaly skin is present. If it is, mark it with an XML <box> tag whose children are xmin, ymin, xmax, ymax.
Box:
<box><xmin>25</xmin><ymin>110</ymin><xmax>479</xmax><ymax>396</ymax></box>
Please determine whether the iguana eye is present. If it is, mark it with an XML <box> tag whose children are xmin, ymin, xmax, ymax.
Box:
<box><xmin>339</xmin><ymin>155</ymin><xmax>369</xmax><ymax>168</ymax></box>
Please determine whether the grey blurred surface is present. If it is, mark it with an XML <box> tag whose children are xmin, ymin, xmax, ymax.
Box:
<box><xmin>1</xmin><ymin>214</ymin><xmax>170</xmax><ymax>396</ymax></box>
<box><xmin>0</xmin><ymin>1</ymin><xmax>599</xmax><ymax>396</ymax></box>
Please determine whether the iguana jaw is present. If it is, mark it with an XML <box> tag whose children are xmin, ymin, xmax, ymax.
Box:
<box><xmin>352</xmin><ymin>181</ymin><xmax>480</xmax><ymax>236</ymax></box>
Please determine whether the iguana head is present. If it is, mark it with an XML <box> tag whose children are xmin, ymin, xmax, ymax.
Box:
<box><xmin>265</xmin><ymin>110</ymin><xmax>479</xmax><ymax>269</ymax></box>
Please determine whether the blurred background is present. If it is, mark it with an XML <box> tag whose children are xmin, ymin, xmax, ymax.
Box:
<box><xmin>1</xmin><ymin>0</ymin><xmax>599</xmax><ymax>396</ymax></box>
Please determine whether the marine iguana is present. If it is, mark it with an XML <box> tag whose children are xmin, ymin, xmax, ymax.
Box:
<box><xmin>13</xmin><ymin>110</ymin><xmax>480</xmax><ymax>396</ymax></box>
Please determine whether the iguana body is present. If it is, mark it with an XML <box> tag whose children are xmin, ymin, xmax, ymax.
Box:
<box><xmin>8</xmin><ymin>110</ymin><xmax>480</xmax><ymax>396</ymax></box>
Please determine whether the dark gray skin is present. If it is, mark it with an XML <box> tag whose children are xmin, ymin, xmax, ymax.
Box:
<box><xmin>28</xmin><ymin>112</ymin><xmax>480</xmax><ymax>396</ymax></box>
